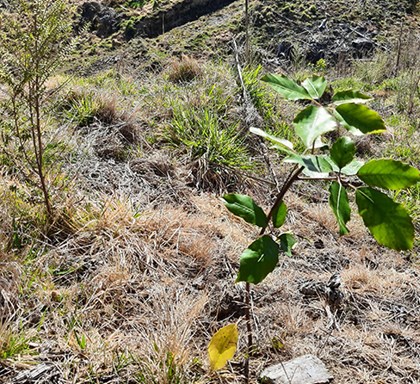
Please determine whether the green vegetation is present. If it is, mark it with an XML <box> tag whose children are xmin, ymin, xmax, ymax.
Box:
<box><xmin>212</xmin><ymin>73</ymin><xmax>420</xmax><ymax>378</ymax></box>
<box><xmin>164</xmin><ymin>105</ymin><xmax>252</xmax><ymax>170</ymax></box>
<box><xmin>0</xmin><ymin>325</ymin><xmax>34</xmax><ymax>359</ymax></box>
<box><xmin>0</xmin><ymin>0</ymin><xmax>74</xmax><ymax>224</ymax></box>
<box><xmin>0</xmin><ymin>0</ymin><xmax>419</xmax><ymax>383</ymax></box>
<box><xmin>125</xmin><ymin>0</ymin><xmax>160</xmax><ymax>9</ymax></box>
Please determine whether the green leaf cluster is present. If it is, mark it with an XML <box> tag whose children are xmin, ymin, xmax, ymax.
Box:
<box><xmin>354</xmin><ymin>160</ymin><xmax>419</xmax><ymax>249</ymax></box>
<box><xmin>257</xmin><ymin>73</ymin><xmax>420</xmax><ymax>252</ymax></box>
<box><xmin>262</xmin><ymin>74</ymin><xmax>385</xmax><ymax>148</ymax></box>
<box><xmin>222</xmin><ymin>73</ymin><xmax>420</xmax><ymax>290</ymax></box>
<box><xmin>223</xmin><ymin>194</ymin><xmax>296</xmax><ymax>284</ymax></box>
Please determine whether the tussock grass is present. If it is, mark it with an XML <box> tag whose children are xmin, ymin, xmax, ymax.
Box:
<box><xmin>140</xmin><ymin>60</ymin><xmax>260</xmax><ymax>190</ymax></box>
<box><xmin>164</xmin><ymin>105</ymin><xmax>252</xmax><ymax>169</ymax></box>
<box><xmin>166</xmin><ymin>55</ymin><xmax>203</xmax><ymax>84</ymax></box>
<box><xmin>58</xmin><ymin>88</ymin><xmax>136</xmax><ymax>130</ymax></box>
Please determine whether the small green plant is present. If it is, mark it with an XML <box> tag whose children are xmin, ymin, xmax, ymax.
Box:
<box><xmin>0</xmin><ymin>322</ymin><xmax>34</xmax><ymax>359</ymax></box>
<box><xmin>209</xmin><ymin>73</ymin><xmax>420</xmax><ymax>381</ymax></box>
<box><xmin>242</xmin><ymin>65</ymin><xmax>274</xmax><ymax>121</ymax></box>
<box><xmin>0</xmin><ymin>0</ymin><xmax>74</xmax><ymax>223</ymax></box>
<box><xmin>164</xmin><ymin>104</ymin><xmax>252</xmax><ymax>170</ymax></box>
<box><xmin>127</xmin><ymin>0</ymin><xmax>160</xmax><ymax>10</ymax></box>
<box><xmin>74</xmin><ymin>330</ymin><xmax>87</xmax><ymax>351</ymax></box>
<box><xmin>59</xmin><ymin>90</ymin><xmax>100</xmax><ymax>127</ymax></box>
<box><xmin>311</xmin><ymin>58</ymin><xmax>327</xmax><ymax>73</ymax></box>
<box><xmin>125</xmin><ymin>0</ymin><xmax>147</xmax><ymax>8</ymax></box>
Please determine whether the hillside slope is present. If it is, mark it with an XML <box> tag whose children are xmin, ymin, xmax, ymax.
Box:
<box><xmin>0</xmin><ymin>1</ymin><xmax>419</xmax><ymax>383</ymax></box>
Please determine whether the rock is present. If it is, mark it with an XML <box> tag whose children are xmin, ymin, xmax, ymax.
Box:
<box><xmin>352</xmin><ymin>37</ymin><xmax>374</xmax><ymax>57</ymax></box>
<box><xmin>80</xmin><ymin>2</ymin><xmax>120</xmax><ymax>38</ymax></box>
<box><xmin>259</xmin><ymin>354</ymin><xmax>333</xmax><ymax>384</ymax></box>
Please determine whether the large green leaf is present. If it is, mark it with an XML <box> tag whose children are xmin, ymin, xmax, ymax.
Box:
<box><xmin>208</xmin><ymin>324</ymin><xmax>238</xmax><ymax>371</ymax></box>
<box><xmin>236</xmin><ymin>236</ymin><xmax>279</xmax><ymax>284</ymax></box>
<box><xmin>250</xmin><ymin>127</ymin><xmax>295</xmax><ymax>155</ymax></box>
<box><xmin>284</xmin><ymin>154</ymin><xmax>333</xmax><ymax>175</ymax></box>
<box><xmin>294</xmin><ymin>106</ymin><xmax>337</xmax><ymax>148</ymax></box>
<box><xmin>326</xmin><ymin>156</ymin><xmax>363</xmax><ymax>175</ymax></box>
<box><xmin>330</xmin><ymin>137</ymin><xmax>356</xmax><ymax>169</ymax></box>
<box><xmin>329</xmin><ymin>181</ymin><xmax>351</xmax><ymax>235</ymax></box>
<box><xmin>302</xmin><ymin>75</ymin><xmax>327</xmax><ymax>99</ymax></box>
<box><xmin>272</xmin><ymin>202</ymin><xmax>287</xmax><ymax>228</ymax></box>
<box><xmin>340</xmin><ymin>159</ymin><xmax>364</xmax><ymax>175</ymax></box>
<box><xmin>332</xmin><ymin>90</ymin><xmax>372</xmax><ymax>105</ymax></box>
<box><xmin>262</xmin><ymin>74</ymin><xmax>311</xmax><ymax>101</ymax></box>
<box><xmin>357</xmin><ymin>159</ymin><xmax>420</xmax><ymax>190</ymax></box>
<box><xmin>279</xmin><ymin>233</ymin><xmax>296</xmax><ymax>257</ymax></box>
<box><xmin>335</xmin><ymin>103</ymin><xmax>386</xmax><ymax>134</ymax></box>
<box><xmin>356</xmin><ymin>187</ymin><xmax>414</xmax><ymax>250</ymax></box>
<box><xmin>223</xmin><ymin>194</ymin><xmax>268</xmax><ymax>227</ymax></box>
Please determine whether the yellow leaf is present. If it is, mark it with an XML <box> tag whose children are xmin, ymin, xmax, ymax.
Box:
<box><xmin>208</xmin><ymin>323</ymin><xmax>238</xmax><ymax>371</ymax></box>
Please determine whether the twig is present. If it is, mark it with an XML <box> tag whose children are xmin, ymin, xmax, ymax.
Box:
<box><xmin>232</xmin><ymin>38</ymin><xmax>280</xmax><ymax>189</ymax></box>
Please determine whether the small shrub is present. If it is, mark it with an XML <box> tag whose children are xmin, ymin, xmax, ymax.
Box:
<box><xmin>0</xmin><ymin>0</ymin><xmax>74</xmax><ymax>222</ymax></box>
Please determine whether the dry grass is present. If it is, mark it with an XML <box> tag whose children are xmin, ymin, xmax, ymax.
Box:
<box><xmin>1</xmin><ymin>24</ymin><xmax>420</xmax><ymax>384</ymax></box>
<box><xmin>1</xmin><ymin>176</ymin><xmax>418</xmax><ymax>383</ymax></box>
<box><xmin>2</xmin><ymin>111</ymin><xmax>418</xmax><ymax>382</ymax></box>
<box><xmin>166</xmin><ymin>55</ymin><xmax>203</xmax><ymax>84</ymax></box>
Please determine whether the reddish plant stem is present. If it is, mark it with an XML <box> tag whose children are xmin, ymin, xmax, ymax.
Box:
<box><xmin>244</xmin><ymin>281</ymin><xmax>252</xmax><ymax>383</ymax></box>
<box><xmin>243</xmin><ymin>165</ymin><xmax>304</xmax><ymax>383</ymax></box>
<box><xmin>260</xmin><ymin>165</ymin><xmax>305</xmax><ymax>236</ymax></box>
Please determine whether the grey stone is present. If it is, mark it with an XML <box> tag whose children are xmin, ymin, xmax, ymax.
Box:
<box><xmin>352</xmin><ymin>38</ymin><xmax>374</xmax><ymax>57</ymax></box>
<box><xmin>80</xmin><ymin>2</ymin><xmax>120</xmax><ymax>38</ymax></box>
<box><xmin>259</xmin><ymin>354</ymin><xmax>333</xmax><ymax>384</ymax></box>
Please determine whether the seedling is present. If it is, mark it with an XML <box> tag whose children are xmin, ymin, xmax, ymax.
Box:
<box><xmin>209</xmin><ymin>73</ymin><xmax>420</xmax><ymax>381</ymax></box>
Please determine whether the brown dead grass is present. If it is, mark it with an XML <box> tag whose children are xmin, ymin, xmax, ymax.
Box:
<box><xmin>1</xmin><ymin>125</ymin><xmax>418</xmax><ymax>382</ymax></box>
<box><xmin>0</xmin><ymin>180</ymin><xmax>419</xmax><ymax>383</ymax></box>
<box><xmin>2</xmin><ymin>158</ymin><xmax>420</xmax><ymax>384</ymax></box>
<box><xmin>166</xmin><ymin>55</ymin><xmax>203</xmax><ymax>84</ymax></box>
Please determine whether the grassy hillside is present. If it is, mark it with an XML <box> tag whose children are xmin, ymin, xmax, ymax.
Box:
<box><xmin>0</xmin><ymin>0</ymin><xmax>419</xmax><ymax>383</ymax></box>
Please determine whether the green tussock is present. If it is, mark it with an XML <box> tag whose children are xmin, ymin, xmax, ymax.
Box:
<box><xmin>163</xmin><ymin>104</ymin><xmax>253</xmax><ymax>170</ymax></box>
